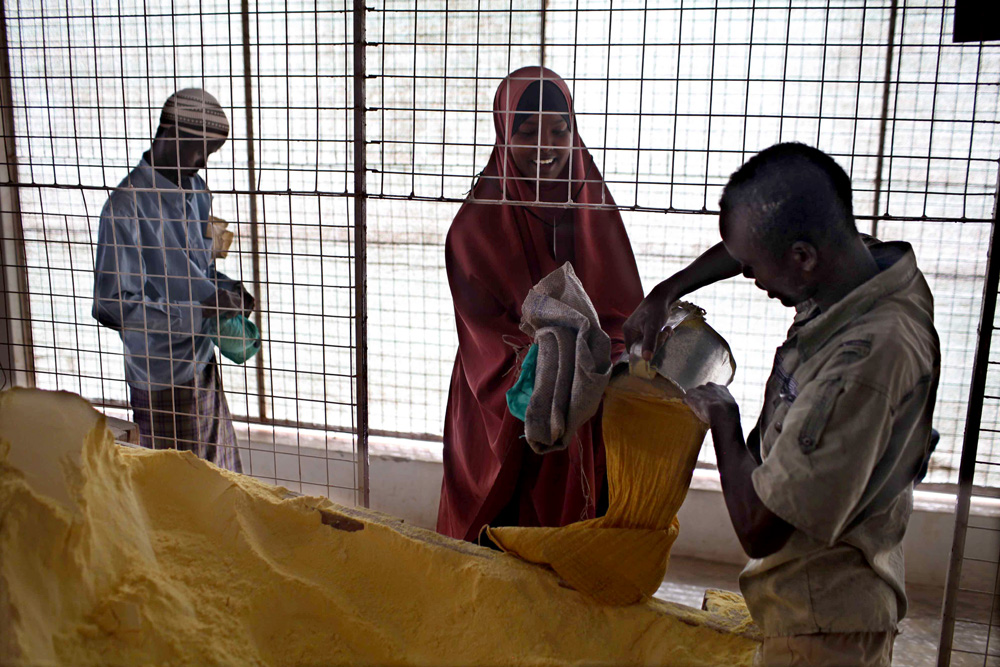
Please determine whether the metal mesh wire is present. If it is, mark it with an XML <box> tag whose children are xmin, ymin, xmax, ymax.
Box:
<box><xmin>940</xmin><ymin>211</ymin><xmax>1000</xmax><ymax>665</ymax></box>
<box><xmin>366</xmin><ymin>0</ymin><xmax>1000</xmax><ymax>485</ymax></box>
<box><xmin>0</xmin><ymin>0</ymin><xmax>999</xmax><ymax>499</ymax></box>
<box><xmin>2</xmin><ymin>3</ymin><xmax>998</xmax><ymax>662</ymax></box>
<box><xmin>946</xmin><ymin>504</ymin><xmax>1000</xmax><ymax>665</ymax></box>
<box><xmin>1</xmin><ymin>0</ymin><xmax>364</xmax><ymax>504</ymax></box>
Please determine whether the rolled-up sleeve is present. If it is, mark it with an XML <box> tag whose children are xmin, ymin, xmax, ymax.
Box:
<box><xmin>752</xmin><ymin>376</ymin><xmax>894</xmax><ymax>546</ymax></box>
<box><xmin>93</xmin><ymin>199</ymin><xmax>204</xmax><ymax>337</ymax></box>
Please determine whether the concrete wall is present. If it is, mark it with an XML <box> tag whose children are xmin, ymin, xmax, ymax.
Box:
<box><xmin>366</xmin><ymin>455</ymin><xmax>965</xmax><ymax>588</ymax></box>
<box><xmin>241</xmin><ymin>430</ymin><xmax>995</xmax><ymax>589</ymax></box>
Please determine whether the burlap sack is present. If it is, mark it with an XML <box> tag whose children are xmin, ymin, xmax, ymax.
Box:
<box><xmin>519</xmin><ymin>262</ymin><xmax>612</xmax><ymax>454</ymax></box>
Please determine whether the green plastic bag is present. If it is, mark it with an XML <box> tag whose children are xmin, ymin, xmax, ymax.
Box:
<box><xmin>206</xmin><ymin>315</ymin><xmax>261</xmax><ymax>365</ymax></box>
<box><xmin>505</xmin><ymin>343</ymin><xmax>538</xmax><ymax>421</ymax></box>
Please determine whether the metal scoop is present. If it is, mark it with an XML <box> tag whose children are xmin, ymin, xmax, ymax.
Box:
<box><xmin>624</xmin><ymin>301</ymin><xmax>736</xmax><ymax>393</ymax></box>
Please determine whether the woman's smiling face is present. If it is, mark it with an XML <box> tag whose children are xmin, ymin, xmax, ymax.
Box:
<box><xmin>508</xmin><ymin>111</ymin><xmax>573</xmax><ymax>183</ymax></box>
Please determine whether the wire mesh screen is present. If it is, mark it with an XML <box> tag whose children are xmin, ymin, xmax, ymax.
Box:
<box><xmin>367</xmin><ymin>0</ymin><xmax>1000</xmax><ymax>484</ymax></box>
<box><xmin>939</xmin><ymin>210</ymin><xmax>1000</xmax><ymax>665</ymax></box>
<box><xmin>956</xmin><ymin>509</ymin><xmax>1000</xmax><ymax>665</ymax></box>
<box><xmin>366</xmin><ymin>2</ymin><xmax>541</xmax><ymax>437</ymax></box>
<box><xmin>944</xmin><ymin>501</ymin><xmax>1000</xmax><ymax>664</ymax></box>
<box><xmin>0</xmin><ymin>0</ymin><xmax>366</xmax><ymax>504</ymax></box>
<box><xmin>1</xmin><ymin>0</ymin><xmax>999</xmax><ymax>490</ymax></box>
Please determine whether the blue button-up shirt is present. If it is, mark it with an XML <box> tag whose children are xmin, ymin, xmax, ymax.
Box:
<box><xmin>93</xmin><ymin>159</ymin><xmax>235</xmax><ymax>390</ymax></box>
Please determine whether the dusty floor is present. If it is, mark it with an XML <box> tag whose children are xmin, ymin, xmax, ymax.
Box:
<box><xmin>656</xmin><ymin>555</ymin><xmax>944</xmax><ymax>666</ymax></box>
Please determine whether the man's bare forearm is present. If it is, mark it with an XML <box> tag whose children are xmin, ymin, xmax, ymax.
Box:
<box><xmin>651</xmin><ymin>241</ymin><xmax>742</xmax><ymax>300</ymax></box>
<box><xmin>710</xmin><ymin>406</ymin><xmax>794</xmax><ymax>559</ymax></box>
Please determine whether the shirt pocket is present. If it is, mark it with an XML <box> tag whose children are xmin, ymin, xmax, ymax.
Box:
<box><xmin>797</xmin><ymin>377</ymin><xmax>845</xmax><ymax>454</ymax></box>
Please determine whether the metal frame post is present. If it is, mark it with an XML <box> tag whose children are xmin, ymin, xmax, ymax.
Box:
<box><xmin>353</xmin><ymin>0</ymin><xmax>370</xmax><ymax>508</ymax></box>
<box><xmin>540</xmin><ymin>0</ymin><xmax>547</xmax><ymax>66</ymax></box>
<box><xmin>241</xmin><ymin>0</ymin><xmax>268</xmax><ymax>421</ymax></box>
<box><xmin>871</xmin><ymin>0</ymin><xmax>898</xmax><ymax>238</ymax></box>
<box><xmin>938</xmin><ymin>167</ymin><xmax>1000</xmax><ymax>665</ymax></box>
<box><xmin>0</xmin><ymin>0</ymin><xmax>34</xmax><ymax>389</ymax></box>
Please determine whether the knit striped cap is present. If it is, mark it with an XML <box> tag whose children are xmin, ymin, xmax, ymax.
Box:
<box><xmin>159</xmin><ymin>88</ymin><xmax>230</xmax><ymax>140</ymax></box>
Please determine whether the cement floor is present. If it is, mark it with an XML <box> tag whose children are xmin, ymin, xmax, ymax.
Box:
<box><xmin>656</xmin><ymin>556</ymin><xmax>945</xmax><ymax>666</ymax></box>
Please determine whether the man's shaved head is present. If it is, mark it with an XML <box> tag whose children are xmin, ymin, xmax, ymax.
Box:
<box><xmin>719</xmin><ymin>143</ymin><xmax>857</xmax><ymax>259</ymax></box>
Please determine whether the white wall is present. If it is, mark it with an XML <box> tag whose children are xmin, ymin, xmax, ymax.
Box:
<box><xmin>242</xmin><ymin>430</ymin><xmax>991</xmax><ymax>589</ymax></box>
<box><xmin>366</xmin><ymin>450</ymin><xmax>980</xmax><ymax>589</ymax></box>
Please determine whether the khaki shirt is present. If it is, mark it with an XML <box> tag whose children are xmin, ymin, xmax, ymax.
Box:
<box><xmin>739</xmin><ymin>241</ymin><xmax>940</xmax><ymax>637</ymax></box>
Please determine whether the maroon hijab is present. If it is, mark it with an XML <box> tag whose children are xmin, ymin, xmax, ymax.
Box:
<box><xmin>436</xmin><ymin>66</ymin><xmax>644</xmax><ymax>542</ymax></box>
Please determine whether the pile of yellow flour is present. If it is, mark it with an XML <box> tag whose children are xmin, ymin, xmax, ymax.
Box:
<box><xmin>0</xmin><ymin>388</ymin><xmax>758</xmax><ymax>666</ymax></box>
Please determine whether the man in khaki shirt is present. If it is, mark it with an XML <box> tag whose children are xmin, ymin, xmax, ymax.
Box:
<box><xmin>625</xmin><ymin>143</ymin><xmax>940</xmax><ymax>666</ymax></box>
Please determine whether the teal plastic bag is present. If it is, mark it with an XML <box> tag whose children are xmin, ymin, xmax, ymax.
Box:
<box><xmin>505</xmin><ymin>343</ymin><xmax>538</xmax><ymax>421</ymax></box>
<box><xmin>206</xmin><ymin>315</ymin><xmax>262</xmax><ymax>365</ymax></box>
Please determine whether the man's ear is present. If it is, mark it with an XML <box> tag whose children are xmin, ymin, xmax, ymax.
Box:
<box><xmin>789</xmin><ymin>240</ymin><xmax>819</xmax><ymax>274</ymax></box>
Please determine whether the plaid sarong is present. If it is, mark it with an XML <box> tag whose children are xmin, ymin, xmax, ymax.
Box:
<box><xmin>130</xmin><ymin>359</ymin><xmax>242</xmax><ymax>472</ymax></box>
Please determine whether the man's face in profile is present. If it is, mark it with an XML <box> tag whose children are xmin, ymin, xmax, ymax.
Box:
<box><xmin>155</xmin><ymin>127</ymin><xmax>226</xmax><ymax>180</ymax></box>
<box><xmin>722</xmin><ymin>207</ymin><xmax>813</xmax><ymax>309</ymax></box>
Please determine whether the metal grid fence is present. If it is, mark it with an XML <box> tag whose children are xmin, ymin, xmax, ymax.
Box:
<box><xmin>366</xmin><ymin>0</ymin><xmax>1000</xmax><ymax>486</ymax></box>
<box><xmin>0</xmin><ymin>2</ymin><xmax>998</xmax><ymax>663</ymax></box>
<box><xmin>939</xmin><ymin>182</ymin><xmax>1000</xmax><ymax>666</ymax></box>
<box><xmin>0</xmin><ymin>0</ymin><xmax>367</xmax><ymax>504</ymax></box>
<box><xmin>0</xmin><ymin>1</ymin><xmax>998</xmax><ymax>496</ymax></box>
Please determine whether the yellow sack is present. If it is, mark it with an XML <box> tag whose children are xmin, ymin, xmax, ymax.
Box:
<box><xmin>487</xmin><ymin>377</ymin><xmax>707</xmax><ymax>605</ymax></box>
<box><xmin>487</xmin><ymin>303</ymin><xmax>734</xmax><ymax>606</ymax></box>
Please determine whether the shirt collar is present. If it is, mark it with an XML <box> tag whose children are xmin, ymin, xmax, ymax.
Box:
<box><xmin>794</xmin><ymin>241</ymin><xmax>918</xmax><ymax>360</ymax></box>
<box><xmin>133</xmin><ymin>157</ymin><xmax>194</xmax><ymax>192</ymax></box>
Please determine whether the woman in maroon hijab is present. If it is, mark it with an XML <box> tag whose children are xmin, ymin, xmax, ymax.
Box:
<box><xmin>437</xmin><ymin>66</ymin><xmax>644</xmax><ymax>542</ymax></box>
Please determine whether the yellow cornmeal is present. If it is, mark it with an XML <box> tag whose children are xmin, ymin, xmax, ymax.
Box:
<box><xmin>487</xmin><ymin>376</ymin><xmax>707</xmax><ymax>606</ymax></box>
<box><xmin>0</xmin><ymin>388</ymin><xmax>758</xmax><ymax>666</ymax></box>
<box><xmin>702</xmin><ymin>589</ymin><xmax>758</xmax><ymax>637</ymax></box>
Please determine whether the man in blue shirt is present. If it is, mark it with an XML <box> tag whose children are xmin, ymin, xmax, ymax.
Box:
<box><xmin>93</xmin><ymin>88</ymin><xmax>252</xmax><ymax>472</ymax></box>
